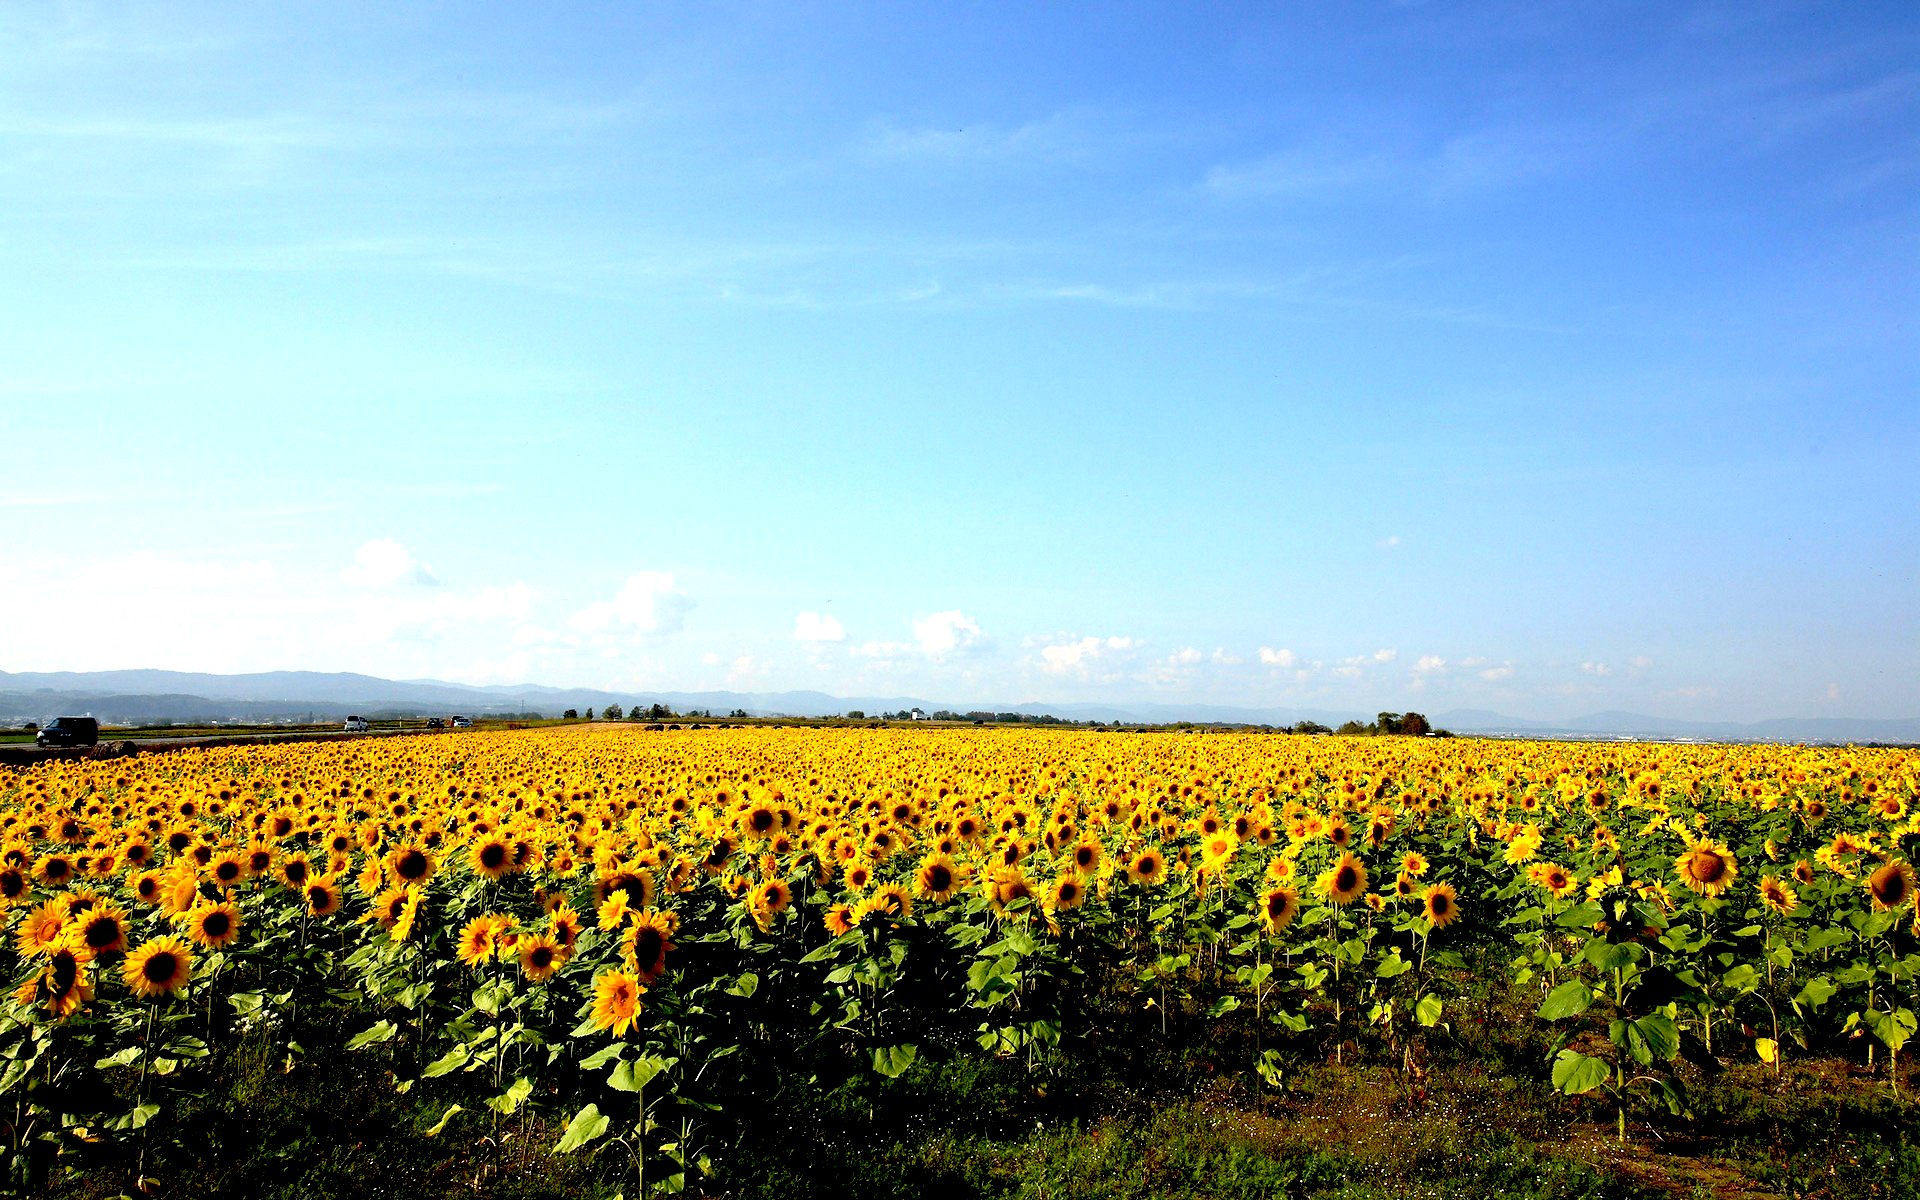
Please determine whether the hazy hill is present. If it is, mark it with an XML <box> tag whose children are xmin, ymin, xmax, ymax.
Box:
<box><xmin>0</xmin><ymin>670</ymin><xmax>1912</xmax><ymax>744</ymax></box>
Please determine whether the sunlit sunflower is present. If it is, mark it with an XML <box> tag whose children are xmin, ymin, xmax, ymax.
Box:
<box><xmin>1070</xmin><ymin>839</ymin><xmax>1103</xmax><ymax>876</ymax></box>
<box><xmin>589</xmin><ymin>968</ymin><xmax>644</xmax><ymax>1037</ymax></box>
<box><xmin>1757</xmin><ymin>874</ymin><xmax>1798</xmax><ymax>916</ymax></box>
<box><xmin>75</xmin><ymin>900</ymin><xmax>128</xmax><ymax>956</ymax></box>
<box><xmin>305</xmin><ymin>876</ymin><xmax>343</xmax><ymax>918</ymax></box>
<box><xmin>1867</xmin><ymin>860</ymin><xmax>1915</xmax><ymax>911</ymax></box>
<box><xmin>123</xmin><ymin>934</ymin><xmax>193</xmax><ymax>999</ymax></box>
<box><xmin>1316</xmin><ymin>852</ymin><xmax>1368</xmax><ymax>906</ymax></box>
<box><xmin>1422</xmin><ymin>882</ymin><xmax>1460</xmax><ymax>928</ymax></box>
<box><xmin>468</xmin><ymin>835</ymin><xmax>514</xmax><ymax>881</ymax></box>
<box><xmin>985</xmin><ymin>866</ymin><xmax>1036</xmax><ymax>915</ymax></box>
<box><xmin>208</xmin><ymin>852</ymin><xmax>246</xmax><ymax>891</ymax></box>
<box><xmin>14</xmin><ymin>899</ymin><xmax>67</xmax><ymax>957</ymax></box>
<box><xmin>1792</xmin><ymin>859</ymin><xmax>1816</xmax><ymax>886</ymax></box>
<box><xmin>1674</xmin><ymin>840</ymin><xmax>1738</xmax><ymax>898</ymax></box>
<box><xmin>457</xmin><ymin>913</ymin><xmax>510</xmax><ymax>968</ymax></box>
<box><xmin>518</xmin><ymin>932</ymin><xmax>562</xmax><ymax>981</ymax></box>
<box><xmin>1046</xmin><ymin>875</ymin><xmax>1086</xmax><ymax>912</ymax></box>
<box><xmin>0</xmin><ymin>865</ymin><xmax>31</xmax><ymax>906</ymax></box>
<box><xmin>823</xmin><ymin>903</ymin><xmax>859</xmax><ymax>937</ymax></box>
<box><xmin>387</xmin><ymin>843</ymin><xmax>436</xmax><ymax>886</ymax></box>
<box><xmin>755</xmin><ymin>877</ymin><xmax>793</xmax><ymax>918</ymax></box>
<box><xmin>548</xmin><ymin>904</ymin><xmax>583</xmax><ymax>953</ymax></box>
<box><xmin>1258</xmin><ymin>885</ymin><xmax>1299</xmax><ymax>933</ymax></box>
<box><xmin>185</xmin><ymin>900</ymin><xmax>243</xmax><ymax>950</ymax></box>
<box><xmin>43</xmin><ymin>938</ymin><xmax>94</xmax><ymax>1019</ymax></box>
<box><xmin>915</xmin><ymin>853</ymin><xmax>964</xmax><ymax>902</ymax></box>
<box><xmin>1127</xmin><ymin>848</ymin><xmax>1167</xmax><ymax>887</ymax></box>
<box><xmin>623</xmin><ymin>911</ymin><xmax>676</xmax><ymax>983</ymax></box>
<box><xmin>1400</xmin><ymin>851</ymin><xmax>1430</xmax><ymax>878</ymax></box>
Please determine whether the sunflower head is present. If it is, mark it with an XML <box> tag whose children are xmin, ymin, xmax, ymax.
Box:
<box><xmin>123</xmin><ymin>934</ymin><xmax>193</xmax><ymax>1000</ymax></box>
<box><xmin>1867</xmin><ymin>861</ymin><xmax>1915</xmax><ymax>911</ymax></box>
<box><xmin>1675</xmin><ymin>840</ymin><xmax>1738</xmax><ymax>898</ymax></box>
<box><xmin>1422</xmin><ymin>882</ymin><xmax>1460</xmax><ymax>928</ymax></box>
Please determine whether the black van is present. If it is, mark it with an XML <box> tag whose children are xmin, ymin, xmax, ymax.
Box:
<box><xmin>36</xmin><ymin>717</ymin><xmax>100</xmax><ymax>748</ymax></box>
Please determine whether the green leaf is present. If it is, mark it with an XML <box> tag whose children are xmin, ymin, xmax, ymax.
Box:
<box><xmin>1555</xmin><ymin>903</ymin><xmax>1603</xmax><ymax>929</ymax></box>
<box><xmin>1635</xmin><ymin>1013</ymin><xmax>1680</xmax><ymax>1062</ymax></box>
<box><xmin>726</xmin><ymin>972</ymin><xmax>759</xmax><ymax>998</ymax></box>
<box><xmin>94</xmin><ymin>1046</ymin><xmax>142</xmax><ymax>1070</ymax></box>
<box><xmin>1583</xmin><ymin>938</ymin><xmax>1643</xmax><ymax>972</ymax></box>
<box><xmin>553</xmin><ymin>1104</ymin><xmax>611</xmax><ymax>1155</ymax></box>
<box><xmin>1206</xmin><ymin>995</ymin><xmax>1241</xmax><ymax>1018</ymax></box>
<box><xmin>128</xmin><ymin>1102</ymin><xmax>161</xmax><ymax>1130</ymax></box>
<box><xmin>1537</xmin><ymin>981</ymin><xmax>1594</xmax><ymax>1021</ymax></box>
<box><xmin>487</xmin><ymin>1077</ymin><xmax>533</xmax><ymax>1116</ymax></box>
<box><xmin>578</xmin><ymin>1043</ymin><xmax>625</xmax><ymax>1070</ymax></box>
<box><xmin>1793</xmin><ymin>975</ymin><xmax>1838</xmax><ymax>1012</ymax></box>
<box><xmin>345</xmin><ymin>1020</ymin><xmax>399</xmax><ymax>1051</ymax></box>
<box><xmin>1551</xmin><ymin>1050</ymin><xmax>1609</xmax><ymax>1095</ymax></box>
<box><xmin>425</xmin><ymin>1104</ymin><xmax>464</xmax><ymax>1136</ymax></box>
<box><xmin>871</xmin><ymin>1044</ymin><xmax>918</xmax><ymax>1078</ymax></box>
<box><xmin>1721</xmin><ymin>963</ymin><xmax>1760</xmax><ymax>992</ymax></box>
<box><xmin>1415</xmin><ymin>995</ymin><xmax>1444</xmax><ymax>1027</ymax></box>
<box><xmin>421</xmin><ymin>1045</ymin><xmax>471</xmax><ymax>1078</ymax></box>
<box><xmin>1375</xmin><ymin>954</ymin><xmax>1412</xmax><ymax>978</ymax></box>
<box><xmin>609</xmin><ymin>1055</ymin><xmax>668</xmax><ymax>1093</ymax></box>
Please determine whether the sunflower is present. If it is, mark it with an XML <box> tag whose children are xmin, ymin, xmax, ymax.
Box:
<box><xmin>1674</xmin><ymin>840</ymin><xmax>1738</xmax><ymax>898</ymax></box>
<box><xmin>305</xmin><ymin>877</ymin><xmax>343</xmax><ymax>918</ymax></box>
<box><xmin>469</xmin><ymin>835</ymin><xmax>513</xmax><ymax>881</ymax></box>
<box><xmin>1867</xmin><ymin>861</ymin><xmax>1915</xmax><ymax>911</ymax></box>
<box><xmin>457</xmin><ymin>913</ymin><xmax>510</xmax><ymax>968</ymax></box>
<box><xmin>1400</xmin><ymin>851</ymin><xmax>1430</xmax><ymax>878</ymax></box>
<box><xmin>1422</xmin><ymin>882</ymin><xmax>1460</xmax><ymax>928</ymax></box>
<box><xmin>1043</xmin><ymin>874</ymin><xmax>1085</xmax><ymax>912</ymax></box>
<box><xmin>43</xmin><ymin>939</ymin><xmax>94</xmax><ymax>1019</ymax></box>
<box><xmin>1757</xmin><ymin>874</ymin><xmax>1798</xmax><ymax>916</ymax></box>
<box><xmin>0</xmin><ymin>865</ymin><xmax>30</xmax><ymax>905</ymax></box>
<box><xmin>589</xmin><ymin>969</ymin><xmax>644</xmax><ymax>1037</ymax></box>
<box><xmin>1070</xmin><ymin>839</ymin><xmax>1103</xmax><ymax>876</ymax></box>
<box><xmin>123</xmin><ymin>934</ymin><xmax>193</xmax><ymax>999</ymax></box>
<box><xmin>1127</xmin><ymin>848</ymin><xmax>1167</xmax><ymax>887</ymax></box>
<box><xmin>1393</xmin><ymin>872</ymin><xmax>1418</xmax><ymax>899</ymax></box>
<box><xmin>754</xmin><ymin>878</ymin><xmax>793</xmax><ymax>918</ymax></box>
<box><xmin>1258</xmin><ymin>885</ymin><xmax>1299</xmax><ymax>933</ymax></box>
<box><xmin>390</xmin><ymin>888</ymin><xmax>423</xmax><ymax>943</ymax></box>
<box><xmin>185</xmin><ymin>900</ymin><xmax>242</xmax><ymax>949</ymax></box>
<box><xmin>209</xmin><ymin>852</ymin><xmax>247</xmax><ymax>890</ymax></box>
<box><xmin>915</xmin><ymin>853</ymin><xmax>964</xmax><ymax>902</ymax></box>
<box><xmin>75</xmin><ymin>901</ymin><xmax>128</xmax><ymax>956</ymax></box>
<box><xmin>823</xmin><ymin>903</ymin><xmax>860</xmax><ymax>937</ymax></box>
<box><xmin>595</xmin><ymin>869</ymin><xmax>656</xmax><ymax>911</ymax></box>
<box><xmin>387</xmin><ymin>843</ymin><xmax>436</xmax><ymax>886</ymax></box>
<box><xmin>985</xmin><ymin>866</ymin><xmax>1036</xmax><ymax>914</ymax></box>
<box><xmin>1316</xmin><ymin>852</ymin><xmax>1368</xmax><ymax>906</ymax></box>
<box><xmin>1792</xmin><ymin>859</ymin><xmax>1816</xmax><ymax>886</ymax></box>
<box><xmin>518</xmin><ymin>932</ymin><xmax>563</xmax><ymax>982</ymax></box>
<box><xmin>548</xmin><ymin>904</ymin><xmax>583</xmax><ymax>953</ymax></box>
<box><xmin>14</xmin><ymin>899</ymin><xmax>67</xmax><ymax>957</ymax></box>
<box><xmin>872</xmin><ymin>881</ymin><xmax>913</xmax><ymax>919</ymax></box>
<box><xmin>623</xmin><ymin>911</ymin><xmax>676</xmax><ymax>982</ymax></box>
<box><xmin>843</xmin><ymin>862</ymin><xmax>873</xmax><ymax>892</ymax></box>
<box><xmin>36</xmin><ymin>854</ymin><xmax>75</xmax><ymax>888</ymax></box>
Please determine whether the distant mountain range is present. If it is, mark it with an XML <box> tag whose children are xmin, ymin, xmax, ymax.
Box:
<box><xmin>0</xmin><ymin>669</ymin><xmax>1914</xmax><ymax>745</ymax></box>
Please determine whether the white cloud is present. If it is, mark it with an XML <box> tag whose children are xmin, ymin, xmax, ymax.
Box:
<box><xmin>794</xmin><ymin>611</ymin><xmax>846</xmax><ymax>643</ymax></box>
<box><xmin>341</xmin><ymin>538</ymin><xmax>437</xmax><ymax>588</ymax></box>
<box><xmin>1258</xmin><ymin>646</ymin><xmax>1297</xmax><ymax>668</ymax></box>
<box><xmin>1373</xmin><ymin>648</ymin><xmax>1397</xmax><ymax>663</ymax></box>
<box><xmin>1460</xmin><ymin>656</ymin><xmax>1488</xmax><ymax>668</ymax></box>
<box><xmin>1036</xmin><ymin>634</ymin><xmax>1139</xmax><ymax>677</ymax></box>
<box><xmin>912</xmin><ymin>610</ymin><xmax>983</xmax><ymax>659</ymax></box>
<box><xmin>1168</xmin><ymin>646</ymin><xmax>1204</xmax><ymax>666</ymax></box>
<box><xmin>1415</xmin><ymin>655</ymin><xmax>1446</xmax><ymax>674</ymax></box>
<box><xmin>727</xmin><ymin>655</ymin><xmax>769</xmax><ymax>685</ymax></box>
<box><xmin>1630</xmin><ymin>656</ymin><xmax>1653</xmax><ymax>671</ymax></box>
<box><xmin>1211</xmin><ymin>648</ymin><xmax>1242</xmax><ymax>665</ymax></box>
<box><xmin>1822</xmin><ymin>683</ymin><xmax>1841</xmax><ymax>703</ymax></box>
<box><xmin>1479</xmin><ymin>664</ymin><xmax>1516</xmax><ymax>681</ymax></box>
<box><xmin>1377</xmin><ymin>535</ymin><xmax>1401</xmax><ymax>548</ymax></box>
<box><xmin>852</xmin><ymin>640</ymin><xmax>912</xmax><ymax>659</ymax></box>
<box><xmin>1580</xmin><ymin>661</ymin><xmax>1611</xmax><ymax>676</ymax></box>
<box><xmin>569</xmin><ymin>572</ymin><xmax>691</xmax><ymax>637</ymax></box>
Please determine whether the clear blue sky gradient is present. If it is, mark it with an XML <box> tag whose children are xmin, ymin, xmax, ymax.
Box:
<box><xmin>1</xmin><ymin>2</ymin><xmax>1915</xmax><ymax>719</ymax></box>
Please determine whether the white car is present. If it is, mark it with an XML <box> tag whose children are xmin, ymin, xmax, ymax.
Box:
<box><xmin>450</xmin><ymin>715</ymin><xmax>472</xmax><ymax>728</ymax></box>
<box><xmin>344</xmin><ymin>716</ymin><xmax>370</xmax><ymax>733</ymax></box>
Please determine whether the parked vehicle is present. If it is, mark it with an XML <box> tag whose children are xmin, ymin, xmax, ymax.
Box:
<box><xmin>426</xmin><ymin>717</ymin><xmax>445</xmax><ymax>729</ymax></box>
<box><xmin>344</xmin><ymin>716</ymin><xmax>370</xmax><ymax>733</ymax></box>
<box><xmin>450</xmin><ymin>715</ymin><xmax>472</xmax><ymax>729</ymax></box>
<box><xmin>36</xmin><ymin>716</ymin><xmax>99</xmax><ymax>748</ymax></box>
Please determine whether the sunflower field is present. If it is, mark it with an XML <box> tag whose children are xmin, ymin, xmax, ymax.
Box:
<box><xmin>1</xmin><ymin>725</ymin><xmax>1917</xmax><ymax>1196</ymax></box>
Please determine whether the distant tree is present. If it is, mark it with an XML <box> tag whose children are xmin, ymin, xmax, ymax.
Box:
<box><xmin>728</xmin><ymin>708</ymin><xmax>749</xmax><ymax>719</ymax></box>
<box><xmin>603</xmin><ymin>703</ymin><xmax>624</xmax><ymax>721</ymax></box>
<box><xmin>1399</xmin><ymin>711</ymin><xmax>1431</xmax><ymax>737</ymax></box>
<box><xmin>584</xmin><ymin>708</ymin><xmax>595</xmax><ymax>720</ymax></box>
<box><xmin>1376</xmin><ymin>712</ymin><xmax>1403</xmax><ymax>735</ymax></box>
<box><xmin>648</xmin><ymin>703</ymin><xmax>670</xmax><ymax>721</ymax></box>
<box><xmin>845</xmin><ymin>710</ymin><xmax>865</xmax><ymax>720</ymax></box>
<box><xmin>562</xmin><ymin>709</ymin><xmax>579</xmax><ymax>720</ymax></box>
<box><xmin>1336</xmin><ymin>719</ymin><xmax>1367</xmax><ymax>736</ymax></box>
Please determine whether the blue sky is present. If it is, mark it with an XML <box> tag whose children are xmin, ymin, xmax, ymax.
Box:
<box><xmin>1</xmin><ymin>2</ymin><xmax>1915</xmax><ymax>720</ymax></box>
